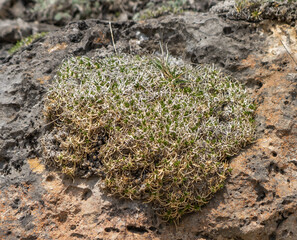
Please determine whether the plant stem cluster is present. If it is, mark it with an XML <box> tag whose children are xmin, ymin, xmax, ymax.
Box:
<box><xmin>43</xmin><ymin>54</ymin><xmax>256</xmax><ymax>221</ymax></box>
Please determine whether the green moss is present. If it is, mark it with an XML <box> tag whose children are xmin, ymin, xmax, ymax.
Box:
<box><xmin>43</xmin><ymin>54</ymin><xmax>256</xmax><ymax>222</ymax></box>
<box><xmin>8</xmin><ymin>32</ymin><xmax>47</xmax><ymax>54</ymax></box>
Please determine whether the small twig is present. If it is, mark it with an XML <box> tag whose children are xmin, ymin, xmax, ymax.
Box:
<box><xmin>280</xmin><ymin>39</ymin><xmax>297</xmax><ymax>70</ymax></box>
<box><xmin>109</xmin><ymin>22</ymin><xmax>118</xmax><ymax>55</ymax></box>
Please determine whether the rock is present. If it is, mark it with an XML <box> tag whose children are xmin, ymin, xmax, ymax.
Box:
<box><xmin>0</xmin><ymin>0</ymin><xmax>12</xmax><ymax>19</ymax></box>
<box><xmin>0</xmin><ymin>10</ymin><xmax>297</xmax><ymax>240</ymax></box>
<box><xmin>0</xmin><ymin>18</ymin><xmax>34</xmax><ymax>43</ymax></box>
<box><xmin>9</xmin><ymin>0</ymin><xmax>25</xmax><ymax>19</ymax></box>
<box><xmin>0</xmin><ymin>0</ymin><xmax>28</xmax><ymax>20</ymax></box>
<box><xmin>190</xmin><ymin>0</ymin><xmax>223</xmax><ymax>12</ymax></box>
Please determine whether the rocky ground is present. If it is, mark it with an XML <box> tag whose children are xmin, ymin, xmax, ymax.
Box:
<box><xmin>0</xmin><ymin>0</ymin><xmax>297</xmax><ymax>240</ymax></box>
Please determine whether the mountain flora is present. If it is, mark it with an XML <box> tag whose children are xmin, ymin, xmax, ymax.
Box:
<box><xmin>8</xmin><ymin>32</ymin><xmax>47</xmax><ymax>54</ymax></box>
<box><xmin>235</xmin><ymin>0</ymin><xmax>297</xmax><ymax>14</ymax></box>
<box><xmin>43</xmin><ymin>54</ymin><xmax>256</xmax><ymax>221</ymax></box>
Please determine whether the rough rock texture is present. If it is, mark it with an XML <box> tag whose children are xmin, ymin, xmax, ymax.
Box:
<box><xmin>0</xmin><ymin>18</ymin><xmax>34</xmax><ymax>43</ymax></box>
<box><xmin>0</xmin><ymin>10</ymin><xmax>297</xmax><ymax>240</ymax></box>
<box><xmin>0</xmin><ymin>19</ymin><xmax>58</xmax><ymax>60</ymax></box>
<box><xmin>0</xmin><ymin>0</ymin><xmax>32</xmax><ymax>20</ymax></box>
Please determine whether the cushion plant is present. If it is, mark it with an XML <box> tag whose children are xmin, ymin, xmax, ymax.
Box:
<box><xmin>43</xmin><ymin>54</ymin><xmax>255</xmax><ymax>221</ymax></box>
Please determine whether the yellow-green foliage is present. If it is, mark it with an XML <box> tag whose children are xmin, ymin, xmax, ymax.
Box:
<box><xmin>8</xmin><ymin>32</ymin><xmax>47</xmax><ymax>54</ymax></box>
<box><xmin>43</xmin><ymin>55</ymin><xmax>255</xmax><ymax>221</ymax></box>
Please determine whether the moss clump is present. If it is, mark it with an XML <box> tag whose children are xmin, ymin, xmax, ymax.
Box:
<box><xmin>235</xmin><ymin>0</ymin><xmax>296</xmax><ymax>11</ymax></box>
<box><xmin>8</xmin><ymin>32</ymin><xmax>47</xmax><ymax>54</ymax></box>
<box><xmin>43</xmin><ymin>54</ymin><xmax>255</xmax><ymax>221</ymax></box>
<box><xmin>133</xmin><ymin>0</ymin><xmax>187</xmax><ymax>20</ymax></box>
<box><xmin>32</xmin><ymin>0</ymin><xmax>99</xmax><ymax>24</ymax></box>
<box><xmin>234</xmin><ymin>0</ymin><xmax>297</xmax><ymax>20</ymax></box>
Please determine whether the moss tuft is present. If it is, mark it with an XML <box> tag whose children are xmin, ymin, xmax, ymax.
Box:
<box><xmin>133</xmin><ymin>0</ymin><xmax>187</xmax><ymax>20</ymax></box>
<box><xmin>8</xmin><ymin>32</ymin><xmax>47</xmax><ymax>54</ymax></box>
<box><xmin>234</xmin><ymin>0</ymin><xmax>297</xmax><ymax>20</ymax></box>
<box><xmin>43</xmin><ymin>54</ymin><xmax>256</xmax><ymax>221</ymax></box>
<box><xmin>235</xmin><ymin>0</ymin><xmax>296</xmax><ymax>12</ymax></box>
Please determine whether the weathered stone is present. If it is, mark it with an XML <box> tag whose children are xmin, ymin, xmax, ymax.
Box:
<box><xmin>0</xmin><ymin>18</ymin><xmax>33</xmax><ymax>43</ymax></box>
<box><xmin>0</xmin><ymin>0</ymin><xmax>29</xmax><ymax>20</ymax></box>
<box><xmin>0</xmin><ymin>0</ymin><xmax>12</xmax><ymax>19</ymax></box>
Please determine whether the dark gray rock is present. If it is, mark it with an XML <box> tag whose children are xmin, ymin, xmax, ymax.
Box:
<box><xmin>0</xmin><ymin>0</ymin><xmax>29</xmax><ymax>20</ymax></box>
<box><xmin>0</xmin><ymin>0</ymin><xmax>12</xmax><ymax>19</ymax></box>
<box><xmin>0</xmin><ymin>18</ymin><xmax>33</xmax><ymax>43</ymax></box>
